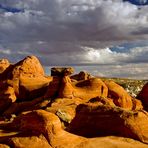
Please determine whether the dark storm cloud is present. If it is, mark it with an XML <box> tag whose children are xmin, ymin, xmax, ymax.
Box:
<box><xmin>0</xmin><ymin>0</ymin><xmax>148</xmax><ymax>78</ymax></box>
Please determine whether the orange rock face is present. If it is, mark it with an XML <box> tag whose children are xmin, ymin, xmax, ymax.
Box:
<box><xmin>8</xmin><ymin>56</ymin><xmax>45</xmax><ymax>79</ymax></box>
<box><xmin>18</xmin><ymin>75</ymin><xmax>51</xmax><ymax>101</ymax></box>
<box><xmin>0</xmin><ymin>59</ymin><xmax>10</xmax><ymax>74</ymax></box>
<box><xmin>137</xmin><ymin>83</ymin><xmax>148</xmax><ymax>111</ymax></box>
<box><xmin>0</xmin><ymin>83</ymin><xmax>16</xmax><ymax>113</ymax></box>
<box><xmin>58</xmin><ymin>76</ymin><xmax>108</xmax><ymax>100</ymax></box>
<box><xmin>51</xmin><ymin>67</ymin><xmax>74</xmax><ymax>76</ymax></box>
<box><xmin>0</xmin><ymin>56</ymin><xmax>147</xmax><ymax>148</ymax></box>
<box><xmin>9</xmin><ymin>134</ymin><xmax>51</xmax><ymax>148</ymax></box>
<box><xmin>105</xmin><ymin>80</ymin><xmax>133</xmax><ymax>109</ymax></box>
<box><xmin>71</xmin><ymin>71</ymin><xmax>92</xmax><ymax>81</ymax></box>
<box><xmin>68</xmin><ymin>103</ymin><xmax>148</xmax><ymax>144</ymax></box>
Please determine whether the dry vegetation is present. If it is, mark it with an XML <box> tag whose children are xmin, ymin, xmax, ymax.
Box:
<box><xmin>101</xmin><ymin>77</ymin><xmax>148</xmax><ymax>97</ymax></box>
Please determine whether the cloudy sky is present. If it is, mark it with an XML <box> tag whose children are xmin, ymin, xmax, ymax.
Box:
<box><xmin>0</xmin><ymin>0</ymin><xmax>148</xmax><ymax>79</ymax></box>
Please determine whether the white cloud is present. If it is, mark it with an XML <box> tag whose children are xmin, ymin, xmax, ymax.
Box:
<box><xmin>0</xmin><ymin>0</ymin><xmax>148</xmax><ymax>43</ymax></box>
<box><xmin>82</xmin><ymin>45</ymin><xmax>148</xmax><ymax>64</ymax></box>
<box><xmin>0</xmin><ymin>0</ymin><xmax>148</xmax><ymax>78</ymax></box>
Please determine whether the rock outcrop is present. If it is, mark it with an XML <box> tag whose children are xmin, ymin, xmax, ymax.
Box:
<box><xmin>105</xmin><ymin>80</ymin><xmax>142</xmax><ymax>110</ymax></box>
<box><xmin>137</xmin><ymin>83</ymin><xmax>148</xmax><ymax>111</ymax></box>
<box><xmin>71</xmin><ymin>71</ymin><xmax>92</xmax><ymax>81</ymax></box>
<box><xmin>68</xmin><ymin>103</ymin><xmax>148</xmax><ymax>144</ymax></box>
<box><xmin>0</xmin><ymin>56</ymin><xmax>147</xmax><ymax>148</ymax></box>
<box><xmin>0</xmin><ymin>56</ymin><xmax>51</xmax><ymax>103</ymax></box>
<box><xmin>0</xmin><ymin>59</ymin><xmax>10</xmax><ymax>74</ymax></box>
<box><xmin>0</xmin><ymin>83</ymin><xmax>16</xmax><ymax>113</ymax></box>
<box><xmin>58</xmin><ymin>76</ymin><xmax>108</xmax><ymax>100</ymax></box>
<box><xmin>0</xmin><ymin>109</ymin><xmax>148</xmax><ymax>148</ymax></box>
<box><xmin>8</xmin><ymin>56</ymin><xmax>45</xmax><ymax>79</ymax></box>
<box><xmin>51</xmin><ymin>67</ymin><xmax>74</xmax><ymax>76</ymax></box>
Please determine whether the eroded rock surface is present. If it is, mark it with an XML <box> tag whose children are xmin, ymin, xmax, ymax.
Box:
<box><xmin>0</xmin><ymin>56</ymin><xmax>147</xmax><ymax>148</ymax></box>
<box><xmin>137</xmin><ymin>83</ymin><xmax>148</xmax><ymax>111</ymax></box>
<box><xmin>68</xmin><ymin>103</ymin><xmax>148</xmax><ymax>144</ymax></box>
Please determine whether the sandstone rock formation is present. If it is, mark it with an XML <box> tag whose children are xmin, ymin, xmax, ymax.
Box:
<box><xmin>58</xmin><ymin>76</ymin><xmax>108</xmax><ymax>100</ymax></box>
<box><xmin>71</xmin><ymin>71</ymin><xmax>92</xmax><ymax>81</ymax></box>
<box><xmin>8</xmin><ymin>55</ymin><xmax>45</xmax><ymax>79</ymax></box>
<box><xmin>0</xmin><ymin>59</ymin><xmax>10</xmax><ymax>74</ymax></box>
<box><xmin>0</xmin><ymin>109</ymin><xmax>148</xmax><ymax>148</ymax></box>
<box><xmin>68</xmin><ymin>103</ymin><xmax>148</xmax><ymax>144</ymax></box>
<box><xmin>0</xmin><ymin>83</ymin><xmax>16</xmax><ymax>113</ymax></box>
<box><xmin>104</xmin><ymin>80</ymin><xmax>143</xmax><ymax>110</ymax></box>
<box><xmin>137</xmin><ymin>82</ymin><xmax>148</xmax><ymax>111</ymax></box>
<box><xmin>0</xmin><ymin>56</ymin><xmax>147</xmax><ymax>148</ymax></box>
<box><xmin>0</xmin><ymin>56</ymin><xmax>51</xmax><ymax>103</ymax></box>
<box><xmin>51</xmin><ymin>67</ymin><xmax>74</xmax><ymax>76</ymax></box>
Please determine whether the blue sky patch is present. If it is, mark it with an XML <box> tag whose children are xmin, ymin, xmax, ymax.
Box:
<box><xmin>110</xmin><ymin>40</ymin><xmax>148</xmax><ymax>53</ymax></box>
<box><xmin>123</xmin><ymin>0</ymin><xmax>148</xmax><ymax>5</ymax></box>
<box><xmin>0</xmin><ymin>4</ymin><xmax>23</xmax><ymax>13</ymax></box>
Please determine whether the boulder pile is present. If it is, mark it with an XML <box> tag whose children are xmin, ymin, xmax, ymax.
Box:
<box><xmin>0</xmin><ymin>56</ymin><xmax>147</xmax><ymax>148</ymax></box>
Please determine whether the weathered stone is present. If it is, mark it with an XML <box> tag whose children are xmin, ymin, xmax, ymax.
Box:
<box><xmin>3</xmin><ymin>97</ymin><xmax>50</xmax><ymax>117</ymax></box>
<box><xmin>105</xmin><ymin>80</ymin><xmax>133</xmax><ymax>109</ymax></box>
<box><xmin>68</xmin><ymin>103</ymin><xmax>148</xmax><ymax>144</ymax></box>
<box><xmin>75</xmin><ymin>136</ymin><xmax>148</xmax><ymax>148</ymax></box>
<box><xmin>0</xmin><ymin>84</ymin><xmax>16</xmax><ymax>113</ymax></box>
<box><xmin>8</xmin><ymin>55</ymin><xmax>45</xmax><ymax>80</ymax></box>
<box><xmin>44</xmin><ymin>76</ymin><xmax>61</xmax><ymax>98</ymax></box>
<box><xmin>51</xmin><ymin>67</ymin><xmax>74</xmax><ymax>76</ymax></box>
<box><xmin>18</xmin><ymin>75</ymin><xmax>51</xmax><ymax>101</ymax></box>
<box><xmin>132</xmin><ymin>98</ymin><xmax>143</xmax><ymax>110</ymax></box>
<box><xmin>71</xmin><ymin>71</ymin><xmax>92</xmax><ymax>81</ymax></box>
<box><xmin>137</xmin><ymin>83</ymin><xmax>148</xmax><ymax>111</ymax></box>
<box><xmin>8</xmin><ymin>133</ymin><xmax>51</xmax><ymax>148</ymax></box>
<box><xmin>0</xmin><ymin>59</ymin><xmax>10</xmax><ymax>74</ymax></box>
<box><xmin>1</xmin><ymin>108</ymin><xmax>148</xmax><ymax>148</ymax></box>
<box><xmin>0</xmin><ymin>144</ymin><xmax>10</xmax><ymax>148</ymax></box>
<box><xmin>46</xmin><ymin>98</ymin><xmax>85</xmax><ymax>124</ymax></box>
<box><xmin>10</xmin><ymin>110</ymin><xmax>86</xmax><ymax>147</ymax></box>
<box><xmin>59</xmin><ymin>76</ymin><xmax>108</xmax><ymax>100</ymax></box>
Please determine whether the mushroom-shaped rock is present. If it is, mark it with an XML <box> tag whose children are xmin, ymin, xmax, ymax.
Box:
<box><xmin>51</xmin><ymin>67</ymin><xmax>74</xmax><ymax>76</ymax></box>
<box><xmin>137</xmin><ymin>83</ymin><xmax>148</xmax><ymax>111</ymax></box>
<box><xmin>58</xmin><ymin>76</ymin><xmax>108</xmax><ymax>100</ymax></box>
<box><xmin>104</xmin><ymin>80</ymin><xmax>133</xmax><ymax>110</ymax></box>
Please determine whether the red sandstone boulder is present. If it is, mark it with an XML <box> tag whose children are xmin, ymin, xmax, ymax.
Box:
<box><xmin>137</xmin><ymin>83</ymin><xmax>148</xmax><ymax>111</ymax></box>
<box><xmin>0</xmin><ymin>83</ymin><xmax>16</xmax><ymax>113</ymax></box>
<box><xmin>51</xmin><ymin>67</ymin><xmax>74</xmax><ymax>76</ymax></box>
<box><xmin>71</xmin><ymin>71</ymin><xmax>92</xmax><ymax>81</ymax></box>
<box><xmin>104</xmin><ymin>80</ymin><xmax>134</xmax><ymax>110</ymax></box>
<box><xmin>68</xmin><ymin>103</ymin><xmax>148</xmax><ymax>144</ymax></box>
<box><xmin>10</xmin><ymin>110</ymin><xmax>86</xmax><ymax>147</ymax></box>
<box><xmin>0</xmin><ymin>144</ymin><xmax>10</xmax><ymax>148</ymax></box>
<box><xmin>58</xmin><ymin>76</ymin><xmax>108</xmax><ymax>100</ymax></box>
<box><xmin>0</xmin><ymin>59</ymin><xmax>10</xmax><ymax>74</ymax></box>
<box><xmin>7</xmin><ymin>56</ymin><xmax>45</xmax><ymax>80</ymax></box>
<box><xmin>3</xmin><ymin>97</ymin><xmax>50</xmax><ymax>117</ymax></box>
<box><xmin>18</xmin><ymin>75</ymin><xmax>51</xmax><ymax>101</ymax></box>
<box><xmin>0</xmin><ymin>56</ymin><xmax>51</xmax><ymax>101</ymax></box>
<box><xmin>8</xmin><ymin>133</ymin><xmax>51</xmax><ymax>148</ymax></box>
<box><xmin>44</xmin><ymin>76</ymin><xmax>61</xmax><ymax>98</ymax></box>
<box><xmin>0</xmin><ymin>109</ymin><xmax>148</xmax><ymax>148</ymax></box>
